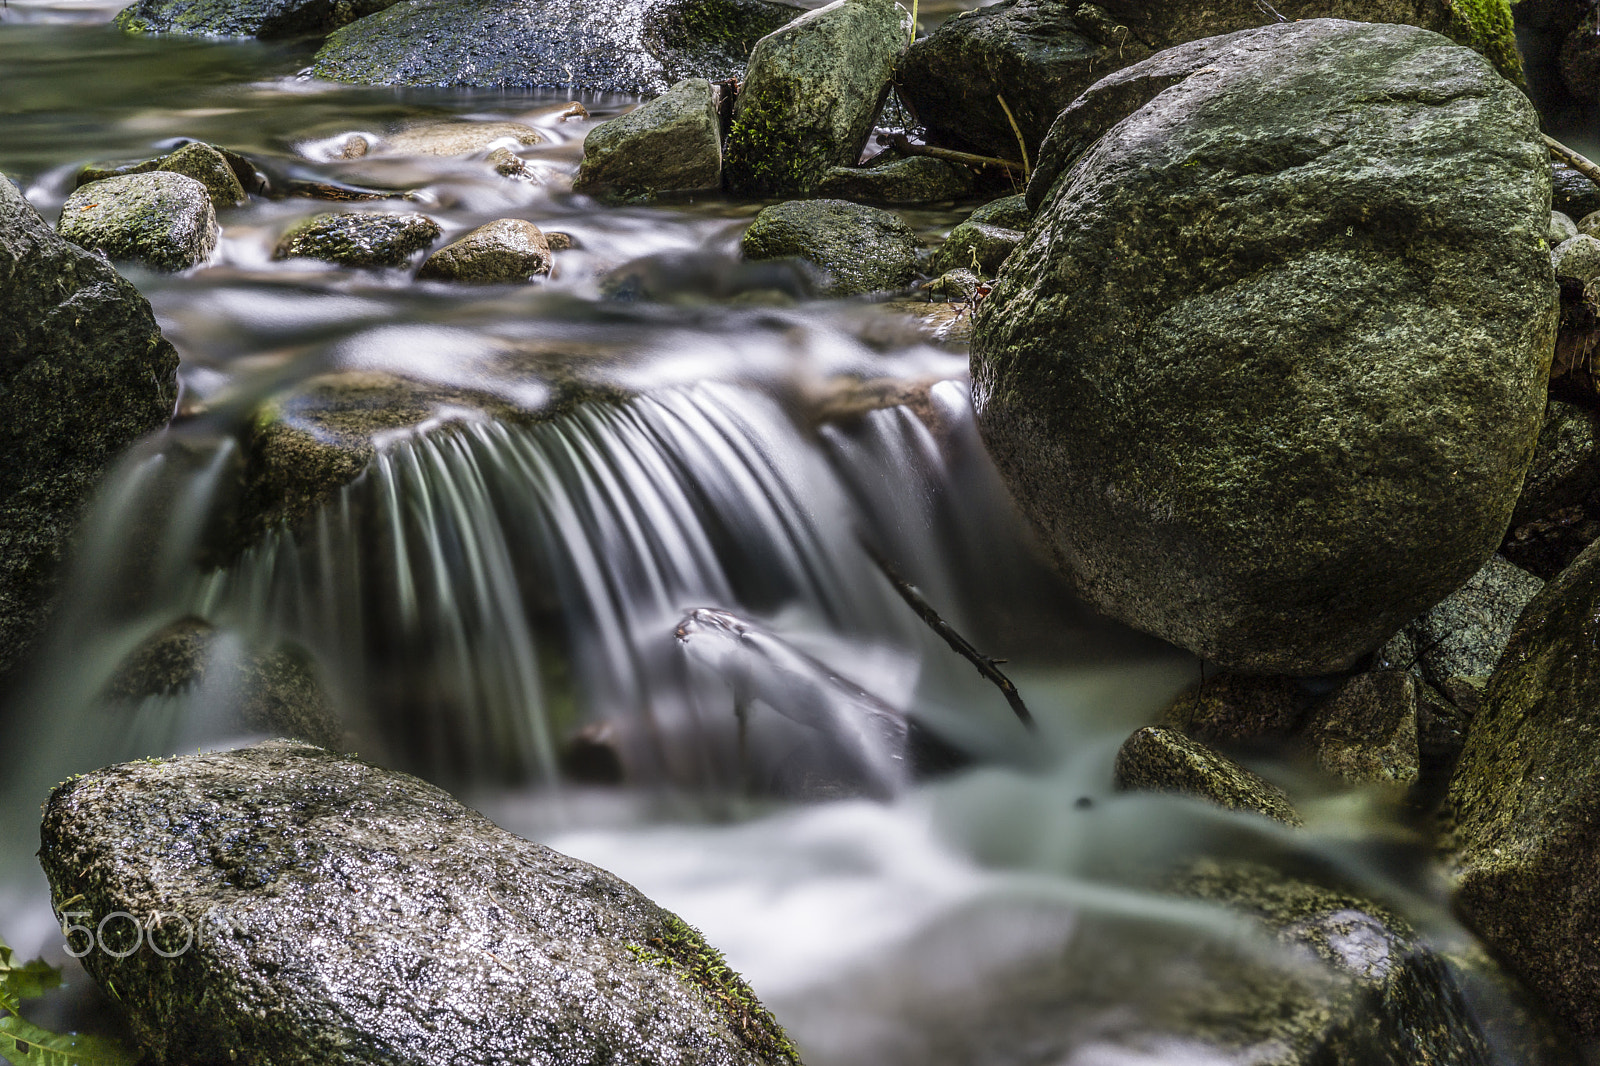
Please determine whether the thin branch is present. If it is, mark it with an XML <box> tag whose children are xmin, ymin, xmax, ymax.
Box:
<box><xmin>995</xmin><ymin>94</ymin><xmax>1031</xmax><ymax>180</ymax></box>
<box><xmin>1545</xmin><ymin>133</ymin><xmax>1600</xmax><ymax>188</ymax></box>
<box><xmin>879</xmin><ymin>132</ymin><xmax>1026</xmax><ymax>177</ymax></box>
<box><xmin>858</xmin><ymin>535</ymin><xmax>1036</xmax><ymax>731</ymax></box>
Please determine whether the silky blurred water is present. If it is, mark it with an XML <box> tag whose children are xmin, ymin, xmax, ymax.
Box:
<box><xmin>0</xmin><ymin>7</ymin><xmax>1565</xmax><ymax>1064</ymax></box>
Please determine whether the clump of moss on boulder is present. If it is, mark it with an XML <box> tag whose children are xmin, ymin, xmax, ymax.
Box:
<box><xmin>57</xmin><ymin>171</ymin><xmax>218</xmax><ymax>271</ymax></box>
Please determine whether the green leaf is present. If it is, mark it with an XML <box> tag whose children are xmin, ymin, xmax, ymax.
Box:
<box><xmin>0</xmin><ymin>1014</ymin><xmax>137</xmax><ymax>1066</ymax></box>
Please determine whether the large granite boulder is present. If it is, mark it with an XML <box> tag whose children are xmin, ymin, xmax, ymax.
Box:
<box><xmin>971</xmin><ymin>20</ymin><xmax>1556</xmax><ymax>674</ymax></box>
<box><xmin>898</xmin><ymin>0</ymin><xmax>1521</xmax><ymax>161</ymax></box>
<box><xmin>115</xmin><ymin>0</ymin><xmax>403</xmax><ymax>37</ymax></box>
<box><xmin>38</xmin><ymin>741</ymin><xmax>800</xmax><ymax>1066</ymax></box>
<box><xmin>0</xmin><ymin>176</ymin><xmax>179</xmax><ymax>683</ymax></box>
<box><xmin>1449</xmin><ymin>537</ymin><xmax>1600</xmax><ymax>1039</ymax></box>
<box><xmin>722</xmin><ymin>0</ymin><xmax>911</xmax><ymax>196</ymax></box>
<box><xmin>308</xmin><ymin>0</ymin><xmax>801</xmax><ymax>96</ymax></box>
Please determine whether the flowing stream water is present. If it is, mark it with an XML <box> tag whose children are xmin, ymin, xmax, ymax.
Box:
<box><xmin>0</xmin><ymin>4</ymin><xmax>1571</xmax><ymax>1063</ymax></box>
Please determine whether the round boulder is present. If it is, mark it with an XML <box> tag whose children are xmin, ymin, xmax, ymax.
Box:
<box><xmin>741</xmin><ymin>198</ymin><xmax>921</xmax><ymax>296</ymax></box>
<box><xmin>57</xmin><ymin>171</ymin><xmax>218</xmax><ymax>271</ymax></box>
<box><xmin>416</xmin><ymin>218</ymin><xmax>552</xmax><ymax>282</ymax></box>
<box><xmin>971</xmin><ymin>20</ymin><xmax>1557</xmax><ymax>674</ymax></box>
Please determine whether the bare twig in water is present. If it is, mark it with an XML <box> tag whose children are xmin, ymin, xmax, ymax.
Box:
<box><xmin>858</xmin><ymin>535</ymin><xmax>1036</xmax><ymax>731</ymax></box>
<box><xmin>879</xmin><ymin>132</ymin><xmax>1026</xmax><ymax>177</ymax></box>
<box><xmin>1545</xmin><ymin>133</ymin><xmax>1600</xmax><ymax>188</ymax></box>
<box><xmin>995</xmin><ymin>94</ymin><xmax>1031</xmax><ymax>181</ymax></box>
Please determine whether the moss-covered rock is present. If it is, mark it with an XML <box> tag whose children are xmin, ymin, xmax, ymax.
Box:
<box><xmin>156</xmin><ymin>141</ymin><xmax>247</xmax><ymax>207</ymax></box>
<box><xmin>114</xmin><ymin>0</ymin><xmax>403</xmax><ymax>38</ymax></box>
<box><xmin>899</xmin><ymin>0</ymin><xmax>1519</xmax><ymax>164</ymax></box>
<box><xmin>813</xmin><ymin>155</ymin><xmax>973</xmax><ymax>205</ymax></box>
<box><xmin>1449</xmin><ymin>536</ymin><xmax>1600</xmax><ymax>1038</ymax></box>
<box><xmin>0</xmin><ymin>175</ymin><xmax>179</xmax><ymax>682</ymax></box>
<box><xmin>1304</xmin><ymin>670</ymin><xmax>1419</xmax><ymax>786</ymax></box>
<box><xmin>272</xmin><ymin>211</ymin><xmax>440</xmax><ymax>267</ymax></box>
<box><xmin>105</xmin><ymin>617</ymin><xmax>342</xmax><ymax>749</ymax></box>
<box><xmin>57</xmin><ymin>171</ymin><xmax>218</xmax><ymax>271</ymax></box>
<box><xmin>1502</xmin><ymin>400</ymin><xmax>1600</xmax><ymax>576</ymax></box>
<box><xmin>1113</xmin><ymin>725</ymin><xmax>1301</xmax><ymax>824</ymax></box>
<box><xmin>575</xmin><ymin>78</ymin><xmax>723</xmax><ymax>201</ymax></box>
<box><xmin>722</xmin><ymin>0</ymin><xmax>911</xmax><ymax>196</ymax></box>
<box><xmin>416</xmin><ymin>218</ymin><xmax>552</xmax><ymax>283</ymax></box>
<box><xmin>1163</xmin><ymin>673</ymin><xmax>1313</xmax><ymax>746</ymax></box>
<box><xmin>38</xmin><ymin>741</ymin><xmax>801</xmax><ymax>1066</ymax></box>
<box><xmin>308</xmin><ymin>0</ymin><xmax>800</xmax><ymax>95</ymax></box>
<box><xmin>929</xmin><ymin>219</ymin><xmax>1021</xmax><ymax>277</ymax></box>
<box><xmin>973</xmin><ymin>20</ymin><xmax>1555</xmax><ymax>674</ymax></box>
<box><xmin>741</xmin><ymin>198</ymin><xmax>921</xmax><ymax>295</ymax></box>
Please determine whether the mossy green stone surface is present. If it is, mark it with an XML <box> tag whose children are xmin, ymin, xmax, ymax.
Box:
<box><xmin>1113</xmin><ymin>725</ymin><xmax>1302</xmax><ymax>824</ymax></box>
<box><xmin>416</xmin><ymin>218</ymin><xmax>552</xmax><ymax>282</ymax></box>
<box><xmin>813</xmin><ymin>156</ymin><xmax>972</xmax><ymax>205</ymax></box>
<box><xmin>38</xmin><ymin>741</ymin><xmax>800</xmax><ymax>1066</ymax></box>
<box><xmin>741</xmin><ymin>199</ymin><xmax>922</xmax><ymax>295</ymax></box>
<box><xmin>308</xmin><ymin>0</ymin><xmax>799</xmax><ymax>95</ymax></box>
<box><xmin>973</xmin><ymin>20</ymin><xmax>1555</xmax><ymax>673</ymax></box>
<box><xmin>57</xmin><ymin>171</ymin><xmax>218</xmax><ymax>271</ymax></box>
<box><xmin>273</xmin><ymin>211</ymin><xmax>440</xmax><ymax>267</ymax></box>
<box><xmin>0</xmin><ymin>176</ymin><xmax>179</xmax><ymax>682</ymax></box>
<box><xmin>722</xmin><ymin>0</ymin><xmax>911</xmax><ymax>196</ymax></box>
<box><xmin>575</xmin><ymin>79</ymin><xmax>723</xmax><ymax>201</ymax></box>
<box><xmin>157</xmin><ymin>142</ymin><xmax>247</xmax><ymax>207</ymax></box>
<box><xmin>1449</xmin><ymin>536</ymin><xmax>1600</xmax><ymax>1038</ymax></box>
<box><xmin>114</xmin><ymin>0</ymin><xmax>402</xmax><ymax>38</ymax></box>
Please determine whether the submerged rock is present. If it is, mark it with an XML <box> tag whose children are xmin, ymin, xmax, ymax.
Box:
<box><xmin>0</xmin><ymin>175</ymin><xmax>179</xmax><ymax>681</ymax></box>
<box><xmin>273</xmin><ymin>211</ymin><xmax>440</xmax><ymax>267</ymax></box>
<box><xmin>1113</xmin><ymin>725</ymin><xmax>1301</xmax><ymax>824</ymax></box>
<box><xmin>813</xmin><ymin>155</ymin><xmax>973</xmax><ymax>205</ymax></box>
<box><xmin>308</xmin><ymin>0</ymin><xmax>801</xmax><ymax>96</ymax></box>
<box><xmin>1450</xmin><ymin>537</ymin><xmax>1600</xmax><ymax>1039</ymax></box>
<box><xmin>972</xmin><ymin>20</ymin><xmax>1556</xmax><ymax>674</ymax></box>
<box><xmin>57</xmin><ymin>171</ymin><xmax>218</xmax><ymax>271</ymax></box>
<box><xmin>105</xmin><ymin>617</ymin><xmax>342</xmax><ymax>750</ymax></box>
<box><xmin>114</xmin><ymin>0</ymin><xmax>403</xmax><ymax>37</ymax></box>
<box><xmin>381</xmin><ymin>120</ymin><xmax>544</xmax><ymax>156</ymax></box>
<box><xmin>417</xmin><ymin>219</ymin><xmax>552</xmax><ymax>282</ymax></box>
<box><xmin>38</xmin><ymin>741</ymin><xmax>800</xmax><ymax>1066</ymax></box>
<box><xmin>722</xmin><ymin>0</ymin><xmax>911</xmax><ymax>196</ymax></box>
<box><xmin>575</xmin><ymin>78</ymin><xmax>723</xmax><ymax>201</ymax></box>
<box><xmin>741</xmin><ymin>199</ymin><xmax>921</xmax><ymax>296</ymax></box>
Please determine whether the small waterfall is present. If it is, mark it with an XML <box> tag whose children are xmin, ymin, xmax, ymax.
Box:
<box><xmin>19</xmin><ymin>380</ymin><xmax>1051</xmax><ymax>794</ymax></box>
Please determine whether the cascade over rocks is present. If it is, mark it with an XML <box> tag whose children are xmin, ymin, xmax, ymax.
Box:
<box><xmin>971</xmin><ymin>20</ymin><xmax>1557</xmax><ymax>674</ymax></box>
<box><xmin>897</xmin><ymin>0</ymin><xmax>1521</xmax><ymax>161</ymax></box>
<box><xmin>38</xmin><ymin>741</ymin><xmax>800</xmax><ymax>1066</ymax></box>
<box><xmin>0</xmin><ymin>176</ymin><xmax>179</xmax><ymax>683</ymax></box>
<box><xmin>308</xmin><ymin>0</ymin><xmax>802</xmax><ymax>96</ymax></box>
<box><xmin>721</xmin><ymin>0</ymin><xmax>911</xmax><ymax>196</ymax></box>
